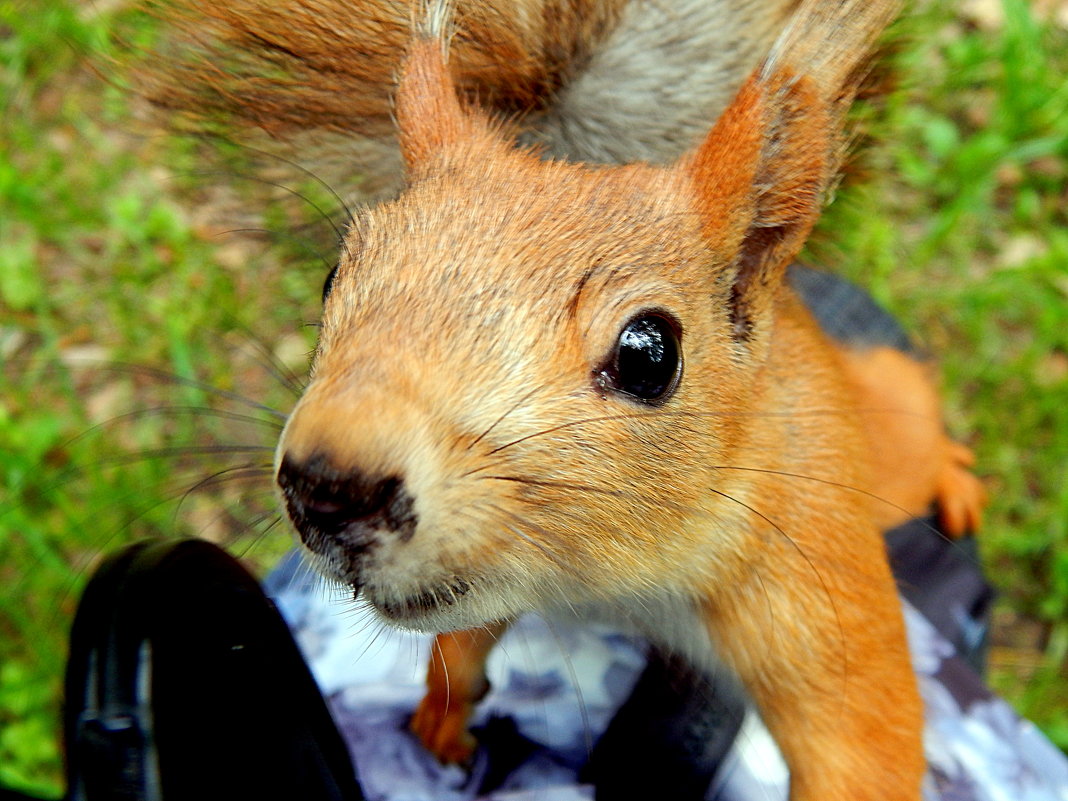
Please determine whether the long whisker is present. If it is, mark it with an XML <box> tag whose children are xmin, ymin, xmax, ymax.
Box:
<box><xmin>52</xmin><ymin>360</ymin><xmax>289</xmax><ymax>418</ymax></box>
<box><xmin>480</xmin><ymin>474</ymin><xmax>630</xmax><ymax>499</ymax></box>
<box><xmin>540</xmin><ymin>617</ymin><xmax>593</xmax><ymax>759</ymax></box>
<box><xmin>214</xmin><ymin>226</ymin><xmax>333</xmax><ymax>271</ymax></box>
<box><xmin>174</xmin><ymin>462</ymin><xmax>276</xmax><ymax>517</ymax></box>
<box><xmin>68</xmin><ymin>406</ymin><xmax>285</xmax><ymax>440</ymax></box>
<box><xmin>706</xmin><ymin>486</ymin><xmax>844</xmax><ymax>635</ymax></box>
<box><xmin>224</xmin><ymin>317</ymin><xmax>309</xmax><ymax>399</ymax></box>
<box><xmin>234</xmin><ymin>514</ymin><xmax>287</xmax><ymax>559</ymax></box>
<box><xmin>483</xmin><ymin>405</ymin><xmax>938</xmax><ymax>459</ymax></box>
<box><xmin>468</xmin><ymin>383</ymin><xmax>550</xmax><ymax>452</ymax></box>
<box><xmin>462</xmin><ymin>366</ymin><xmax>578</xmax><ymax>461</ymax></box>
<box><xmin>0</xmin><ymin>445</ymin><xmax>277</xmax><ymax>525</ymax></box>
<box><xmin>185</xmin><ymin>169</ymin><xmax>349</xmax><ymax>256</ymax></box>
<box><xmin>484</xmin><ymin>503</ymin><xmax>577</xmax><ymax>576</ymax></box>
<box><xmin>479</xmin><ymin>472</ymin><xmax>844</xmax><ymax>663</ymax></box>
<box><xmin>95</xmin><ymin>443</ymin><xmax>276</xmax><ymax>463</ymax></box>
<box><xmin>181</xmin><ymin>497</ymin><xmax>280</xmax><ymax>541</ymax></box>
<box><xmin>46</xmin><ymin>473</ymin><xmax>281</xmax><ymax>632</ymax></box>
<box><xmin>487</xmin><ymin>472</ymin><xmax>852</xmax><ymax>713</ymax></box>
<box><xmin>186</xmin><ymin>132</ymin><xmax>357</xmax><ymax>250</ymax></box>
<box><xmin>707</xmin><ymin>485</ymin><xmax>851</xmax><ymax>716</ymax></box>
<box><xmin>707</xmin><ymin>465</ymin><xmax>956</xmax><ymax>547</ymax></box>
<box><xmin>477</xmin><ymin>414</ymin><xmax>954</xmax><ymax>550</ymax></box>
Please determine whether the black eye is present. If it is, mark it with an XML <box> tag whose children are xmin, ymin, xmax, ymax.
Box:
<box><xmin>599</xmin><ymin>312</ymin><xmax>682</xmax><ymax>404</ymax></box>
<box><xmin>322</xmin><ymin>262</ymin><xmax>340</xmax><ymax>303</ymax></box>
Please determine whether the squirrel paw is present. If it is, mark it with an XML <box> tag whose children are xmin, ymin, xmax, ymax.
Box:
<box><xmin>410</xmin><ymin>692</ymin><xmax>479</xmax><ymax>765</ymax></box>
<box><xmin>935</xmin><ymin>440</ymin><xmax>987</xmax><ymax>538</ymax></box>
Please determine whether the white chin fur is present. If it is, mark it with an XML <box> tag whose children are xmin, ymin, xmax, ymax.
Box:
<box><xmin>362</xmin><ymin>578</ymin><xmax>524</xmax><ymax>634</ymax></box>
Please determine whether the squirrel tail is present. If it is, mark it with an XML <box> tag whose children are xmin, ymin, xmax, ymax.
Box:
<box><xmin>145</xmin><ymin>0</ymin><xmax>624</xmax><ymax>142</ymax></box>
<box><xmin>138</xmin><ymin>0</ymin><xmax>801</xmax><ymax>185</ymax></box>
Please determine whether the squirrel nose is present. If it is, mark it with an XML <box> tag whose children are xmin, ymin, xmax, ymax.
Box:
<box><xmin>276</xmin><ymin>453</ymin><xmax>417</xmax><ymax>547</ymax></box>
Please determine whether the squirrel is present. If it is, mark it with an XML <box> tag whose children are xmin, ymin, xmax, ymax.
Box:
<box><xmin>146</xmin><ymin>0</ymin><xmax>988</xmax><ymax>798</ymax></box>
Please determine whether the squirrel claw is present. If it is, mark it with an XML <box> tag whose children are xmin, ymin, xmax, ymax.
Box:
<box><xmin>410</xmin><ymin>693</ymin><xmax>478</xmax><ymax>765</ymax></box>
<box><xmin>410</xmin><ymin>692</ymin><xmax>478</xmax><ymax>768</ymax></box>
<box><xmin>935</xmin><ymin>441</ymin><xmax>987</xmax><ymax>538</ymax></box>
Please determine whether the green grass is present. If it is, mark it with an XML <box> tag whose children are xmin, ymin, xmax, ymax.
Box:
<box><xmin>1</xmin><ymin>0</ymin><xmax>1067</xmax><ymax>793</ymax></box>
<box><xmin>0</xmin><ymin>3</ymin><xmax>320</xmax><ymax>794</ymax></box>
<box><xmin>816</xmin><ymin>0</ymin><xmax>1068</xmax><ymax>745</ymax></box>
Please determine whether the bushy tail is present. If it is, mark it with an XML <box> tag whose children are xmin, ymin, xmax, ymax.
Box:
<box><xmin>143</xmin><ymin>0</ymin><xmax>626</xmax><ymax>142</ymax></box>
<box><xmin>138</xmin><ymin>0</ymin><xmax>804</xmax><ymax>187</ymax></box>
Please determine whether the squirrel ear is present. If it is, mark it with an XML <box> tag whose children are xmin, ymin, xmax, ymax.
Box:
<box><xmin>396</xmin><ymin>17</ymin><xmax>490</xmax><ymax>173</ymax></box>
<box><xmin>685</xmin><ymin>73</ymin><xmax>834</xmax><ymax>341</ymax></box>
<box><xmin>682</xmin><ymin>0</ymin><xmax>898</xmax><ymax>341</ymax></box>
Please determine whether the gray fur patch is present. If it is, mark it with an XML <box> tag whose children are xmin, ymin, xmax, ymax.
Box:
<box><xmin>526</xmin><ymin>0</ymin><xmax>797</xmax><ymax>164</ymax></box>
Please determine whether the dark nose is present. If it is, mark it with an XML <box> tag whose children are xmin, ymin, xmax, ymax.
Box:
<box><xmin>276</xmin><ymin>453</ymin><xmax>417</xmax><ymax>547</ymax></box>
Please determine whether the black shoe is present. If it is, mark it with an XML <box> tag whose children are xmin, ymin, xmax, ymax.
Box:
<box><xmin>64</xmin><ymin>539</ymin><xmax>364</xmax><ymax>801</ymax></box>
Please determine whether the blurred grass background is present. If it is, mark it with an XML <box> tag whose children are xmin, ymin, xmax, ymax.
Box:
<box><xmin>1</xmin><ymin>0</ymin><xmax>1066</xmax><ymax>795</ymax></box>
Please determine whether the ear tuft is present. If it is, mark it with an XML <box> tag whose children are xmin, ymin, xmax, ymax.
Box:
<box><xmin>682</xmin><ymin>0</ymin><xmax>900</xmax><ymax>342</ymax></box>
<box><xmin>395</xmin><ymin>3</ymin><xmax>489</xmax><ymax>173</ymax></box>
<box><xmin>729</xmin><ymin>71</ymin><xmax>831</xmax><ymax>340</ymax></box>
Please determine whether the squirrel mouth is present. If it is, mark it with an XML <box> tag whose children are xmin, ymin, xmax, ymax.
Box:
<box><xmin>366</xmin><ymin>576</ymin><xmax>473</xmax><ymax>622</ymax></box>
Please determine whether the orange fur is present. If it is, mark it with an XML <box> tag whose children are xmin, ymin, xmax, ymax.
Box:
<box><xmin>410</xmin><ymin>623</ymin><xmax>507</xmax><ymax>764</ymax></box>
<box><xmin>842</xmin><ymin>346</ymin><xmax>986</xmax><ymax>534</ymax></box>
<box><xmin>146</xmin><ymin>0</ymin><xmax>629</xmax><ymax>140</ymax></box>
<box><xmin>176</xmin><ymin>1</ymin><xmax>995</xmax><ymax>798</ymax></box>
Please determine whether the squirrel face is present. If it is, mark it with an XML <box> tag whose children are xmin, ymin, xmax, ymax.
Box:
<box><xmin>277</xmin><ymin>149</ymin><xmax>762</xmax><ymax>631</ymax></box>
<box><xmin>276</xmin><ymin>34</ymin><xmax>836</xmax><ymax>632</ymax></box>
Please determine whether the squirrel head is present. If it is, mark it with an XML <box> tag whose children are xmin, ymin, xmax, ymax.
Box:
<box><xmin>275</xmin><ymin>6</ymin><xmax>882</xmax><ymax>630</ymax></box>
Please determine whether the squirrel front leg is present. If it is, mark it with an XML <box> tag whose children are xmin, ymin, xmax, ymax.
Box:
<box><xmin>840</xmin><ymin>345</ymin><xmax>986</xmax><ymax>536</ymax></box>
<box><xmin>702</xmin><ymin>541</ymin><xmax>925</xmax><ymax>801</ymax></box>
<box><xmin>411</xmin><ymin>621</ymin><xmax>509</xmax><ymax>764</ymax></box>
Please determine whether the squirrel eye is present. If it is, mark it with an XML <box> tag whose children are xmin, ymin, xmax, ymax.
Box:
<box><xmin>322</xmin><ymin>262</ymin><xmax>340</xmax><ymax>303</ymax></box>
<box><xmin>601</xmin><ymin>312</ymin><xmax>682</xmax><ymax>404</ymax></box>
